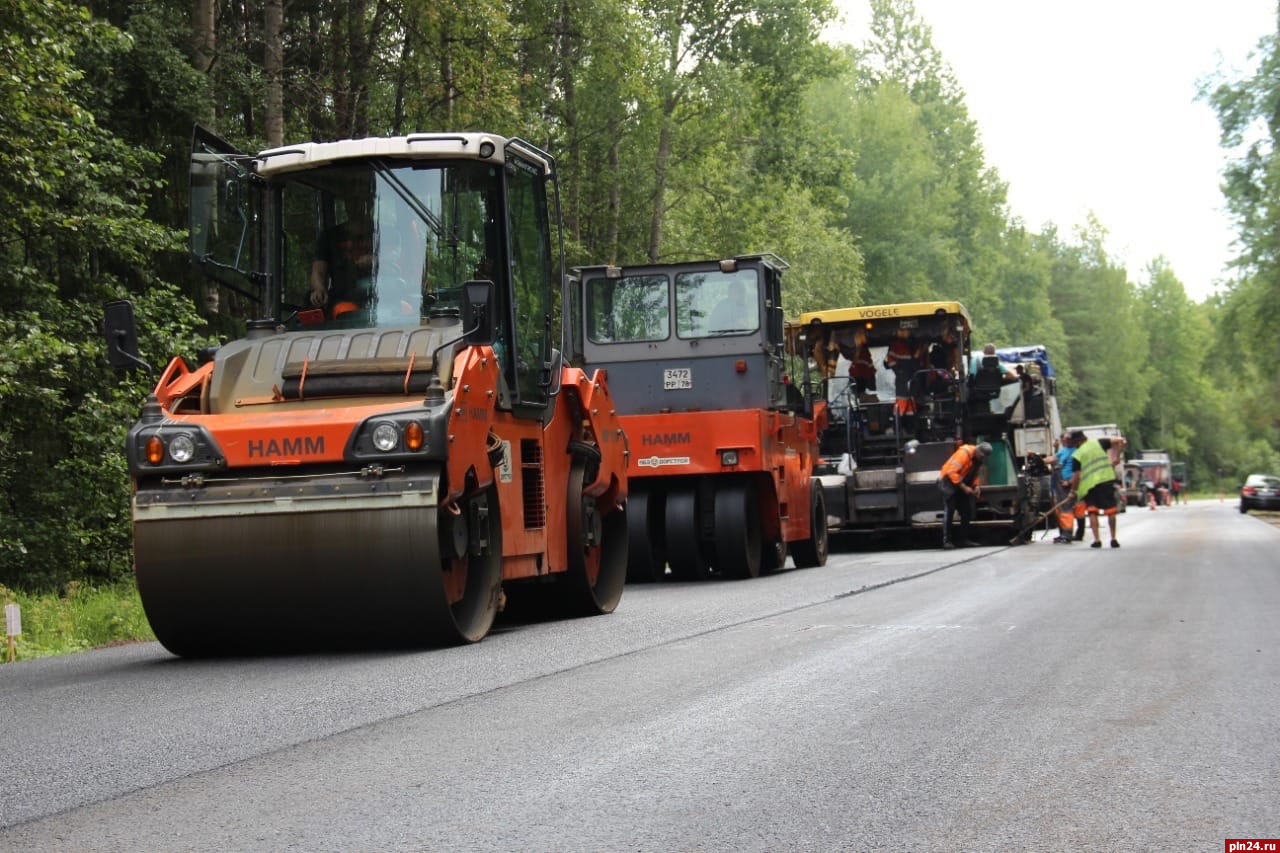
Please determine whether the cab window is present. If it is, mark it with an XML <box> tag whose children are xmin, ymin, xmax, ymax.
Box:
<box><xmin>586</xmin><ymin>274</ymin><xmax>670</xmax><ymax>343</ymax></box>
<box><xmin>675</xmin><ymin>269</ymin><xmax>759</xmax><ymax>338</ymax></box>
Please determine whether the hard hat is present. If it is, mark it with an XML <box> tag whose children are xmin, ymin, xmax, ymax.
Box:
<box><xmin>976</xmin><ymin>442</ymin><xmax>993</xmax><ymax>458</ymax></box>
<box><xmin>331</xmin><ymin>300</ymin><xmax>360</xmax><ymax>319</ymax></box>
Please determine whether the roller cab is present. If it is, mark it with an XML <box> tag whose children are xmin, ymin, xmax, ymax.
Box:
<box><xmin>107</xmin><ymin>129</ymin><xmax>628</xmax><ymax>655</ymax></box>
<box><xmin>571</xmin><ymin>256</ymin><xmax>827</xmax><ymax>582</ymax></box>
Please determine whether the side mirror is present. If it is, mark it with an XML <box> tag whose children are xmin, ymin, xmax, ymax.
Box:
<box><xmin>102</xmin><ymin>300</ymin><xmax>153</xmax><ymax>373</ymax></box>
<box><xmin>462</xmin><ymin>279</ymin><xmax>496</xmax><ymax>346</ymax></box>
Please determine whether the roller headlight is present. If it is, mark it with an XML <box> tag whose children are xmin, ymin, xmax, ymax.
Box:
<box><xmin>371</xmin><ymin>422</ymin><xmax>400</xmax><ymax>452</ymax></box>
<box><xmin>349</xmin><ymin>410</ymin><xmax>445</xmax><ymax>462</ymax></box>
<box><xmin>128</xmin><ymin>423</ymin><xmax>224</xmax><ymax>474</ymax></box>
<box><xmin>168</xmin><ymin>433</ymin><xmax>197</xmax><ymax>463</ymax></box>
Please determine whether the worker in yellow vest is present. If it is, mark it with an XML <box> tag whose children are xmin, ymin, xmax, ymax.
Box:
<box><xmin>1067</xmin><ymin>431</ymin><xmax>1127</xmax><ymax>548</ymax></box>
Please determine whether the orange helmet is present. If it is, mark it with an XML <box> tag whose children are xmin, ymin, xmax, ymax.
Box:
<box><xmin>331</xmin><ymin>300</ymin><xmax>361</xmax><ymax>319</ymax></box>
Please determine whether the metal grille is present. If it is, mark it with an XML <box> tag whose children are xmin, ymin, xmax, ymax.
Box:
<box><xmin>854</xmin><ymin>468</ymin><xmax>898</xmax><ymax>490</ymax></box>
<box><xmin>521</xmin><ymin>439</ymin><xmax>545</xmax><ymax>529</ymax></box>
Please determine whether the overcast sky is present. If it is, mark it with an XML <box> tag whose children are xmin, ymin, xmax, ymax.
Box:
<box><xmin>826</xmin><ymin>1</ymin><xmax>1275</xmax><ymax>301</ymax></box>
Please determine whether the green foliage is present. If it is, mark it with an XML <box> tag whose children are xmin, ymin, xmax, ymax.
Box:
<box><xmin>984</xmin><ymin>224</ymin><xmax>1064</xmax><ymax>348</ymax></box>
<box><xmin>1042</xmin><ymin>217</ymin><xmax>1152</xmax><ymax>427</ymax></box>
<box><xmin>845</xmin><ymin>0</ymin><xmax>1010</xmax><ymax>313</ymax></box>
<box><xmin>1130</xmin><ymin>259</ymin><xmax>1209</xmax><ymax>455</ymax></box>
<box><xmin>662</xmin><ymin>168</ymin><xmax>864</xmax><ymax>312</ymax></box>
<box><xmin>0</xmin><ymin>0</ymin><xmax>201</xmax><ymax>590</ymax></box>
<box><xmin>0</xmin><ymin>0</ymin><xmax>1274</xmax><ymax>612</ymax></box>
<box><xmin>1202</xmin><ymin>26</ymin><xmax>1280</xmax><ymax>476</ymax></box>
<box><xmin>816</xmin><ymin>76</ymin><xmax>943</xmax><ymax>303</ymax></box>
<box><xmin>0</xmin><ymin>581</ymin><xmax>155</xmax><ymax>661</ymax></box>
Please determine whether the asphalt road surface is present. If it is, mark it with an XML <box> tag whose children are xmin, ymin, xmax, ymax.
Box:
<box><xmin>1</xmin><ymin>499</ymin><xmax>1276</xmax><ymax>851</ymax></box>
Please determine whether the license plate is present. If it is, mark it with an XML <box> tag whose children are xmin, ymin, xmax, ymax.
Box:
<box><xmin>663</xmin><ymin>368</ymin><xmax>692</xmax><ymax>390</ymax></box>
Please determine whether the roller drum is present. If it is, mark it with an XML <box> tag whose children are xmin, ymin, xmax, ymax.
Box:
<box><xmin>132</xmin><ymin>466</ymin><xmax>498</xmax><ymax>655</ymax></box>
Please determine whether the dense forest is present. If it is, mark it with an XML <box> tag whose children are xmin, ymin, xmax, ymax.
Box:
<box><xmin>1</xmin><ymin>0</ymin><xmax>1278</xmax><ymax>590</ymax></box>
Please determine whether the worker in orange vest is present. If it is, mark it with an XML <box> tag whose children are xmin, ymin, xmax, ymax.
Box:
<box><xmin>938</xmin><ymin>441</ymin><xmax>992</xmax><ymax>549</ymax></box>
<box><xmin>848</xmin><ymin>329</ymin><xmax>877</xmax><ymax>398</ymax></box>
<box><xmin>884</xmin><ymin>328</ymin><xmax>922</xmax><ymax>431</ymax></box>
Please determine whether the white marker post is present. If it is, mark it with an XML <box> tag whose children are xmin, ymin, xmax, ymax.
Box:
<box><xmin>5</xmin><ymin>603</ymin><xmax>20</xmax><ymax>663</ymax></box>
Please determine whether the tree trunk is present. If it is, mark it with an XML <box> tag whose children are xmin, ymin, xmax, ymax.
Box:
<box><xmin>238</xmin><ymin>0</ymin><xmax>256</xmax><ymax>139</ymax></box>
<box><xmin>607</xmin><ymin>126</ymin><xmax>621</xmax><ymax>264</ymax></box>
<box><xmin>559</xmin><ymin>0</ymin><xmax>579</xmax><ymax>238</ymax></box>
<box><xmin>305</xmin><ymin>6</ymin><xmax>327</xmax><ymax>139</ymax></box>
<box><xmin>192</xmin><ymin>0</ymin><xmax>215</xmax><ymax>74</ymax></box>
<box><xmin>347</xmin><ymin>0</ymin><xmax>373</xmax><ymax>137</ymax></box>
<box><xmin>440</xmin><ymin>26</ymin><xmax>455</xmax><ymax>125</ymax></box>
<box><xmin>648</xmin><ymin>23</ymin><xmax>684</xmax><ymax>263</ymax></box>
<box><xmin>331</xmin><ymin>1</ymin><xmax>349</xmax><ymax>136</ymax></box>
<box><xmin>648</xmin><ymin>114</ymin><xmax>673</xmax><ymax>262</ymax></box>
<box><xmin>264</xmin><ymin>0</ymin><xmax>284</xmax><ymax>147</ymax></box>
<box><xmin>392</xmin><ymin>36</ymin><xmax>411</xmax><ymax>134</ymax></box>
<box><xmin>191</xmin><ymin>0</ymin><xmax>216</xmax><ymax>126</ymax></box>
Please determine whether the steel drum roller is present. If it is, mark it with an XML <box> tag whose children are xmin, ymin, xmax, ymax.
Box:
<box><xmin>133</xmin><ymin>465</ymin><xmax>501</xmax><ymax>655</ymax></box>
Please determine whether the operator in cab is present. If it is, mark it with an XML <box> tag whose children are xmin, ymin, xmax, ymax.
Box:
<box><xmin>310</xmin><ymin>197</ymin><xmax>375</xmax><ymax>314</ymax></box>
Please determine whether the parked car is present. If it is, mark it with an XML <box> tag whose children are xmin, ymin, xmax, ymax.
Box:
<box><xmin>1239</xmin><ymin>474</ymin><xmax>1280</xmax><ymax>513</ymax></box>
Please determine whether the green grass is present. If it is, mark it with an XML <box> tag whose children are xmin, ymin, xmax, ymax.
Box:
<box><xmin>0</xmin><ymin>580</ymin><xmax>155</xmax><ymax>663</ymax></box>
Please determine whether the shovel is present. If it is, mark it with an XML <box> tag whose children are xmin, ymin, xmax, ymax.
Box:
<box><xmin>1009</xmin><ymin>494</ymin><xmax>1075</xmax><ymax>545</ymax></box>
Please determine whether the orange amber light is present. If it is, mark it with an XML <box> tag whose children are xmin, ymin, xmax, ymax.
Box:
<box><xmin>405</xmin><ymin>421</ymin><xmax>425</xmax><ymax>451</ymax></box>
<box><xmin>146</xmin><ymin>435</ymin><xmax>165</xmax><ymax>465</ymax></box>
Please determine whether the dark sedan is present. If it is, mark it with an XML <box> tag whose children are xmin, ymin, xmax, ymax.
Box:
<box><xmin>1240</xmin><ymin>474</ymin><xmax>1280</xmax><ymax>513</ymax></box>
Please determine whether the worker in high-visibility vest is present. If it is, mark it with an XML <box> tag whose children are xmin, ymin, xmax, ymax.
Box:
<box><xmin>938</xmin><ymin>441</ymin><xmax>992</xmax><ymax>549</ymax></box>
<box><xmin>884</xmin><ymin>328</ymin><xmax>923</xmax><ymax>435</ymax></box>
<box><xmin>848</xmin><ymin>329</ymin><xmax>877</xmax><ymax>398</ymax></box>
<box><xmin>1067</xmin><ymin>431</ymin><xmax>1127</xmax><ymax>548</ymax></box>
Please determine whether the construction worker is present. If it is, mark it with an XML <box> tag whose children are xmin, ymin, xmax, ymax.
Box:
<box><xmin>1052</xmin><ymin>431</ymin><xmax>1078</xmax><ymax>544</ymax></box>
<box><xmin>808</xmin><ymin>319</ymin><xmax>838</xmax><ymax>381</ymax></box>
<box><xmin>884</xmin><ymin>328</ymin><xmax>922</xmax><ymax>428</ymax></box>
<box><xmin>938</xmin><ymin>441</ymin><xmax>992</xmax><ymax>549</ymax></box>
<box><xmin>311</xmin><ymin>194</ymin><xmax>375</xmax><ymax>312</ymax></box>
<box><xmin>1068</xmin><ymin>431</ymin><xmax>1127</xmax><ymax>548</ymax></box>
<box><xmin>847</xmin><ymin>329</ymin><xmax>877</xmax><ymax>398</ymax></box>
